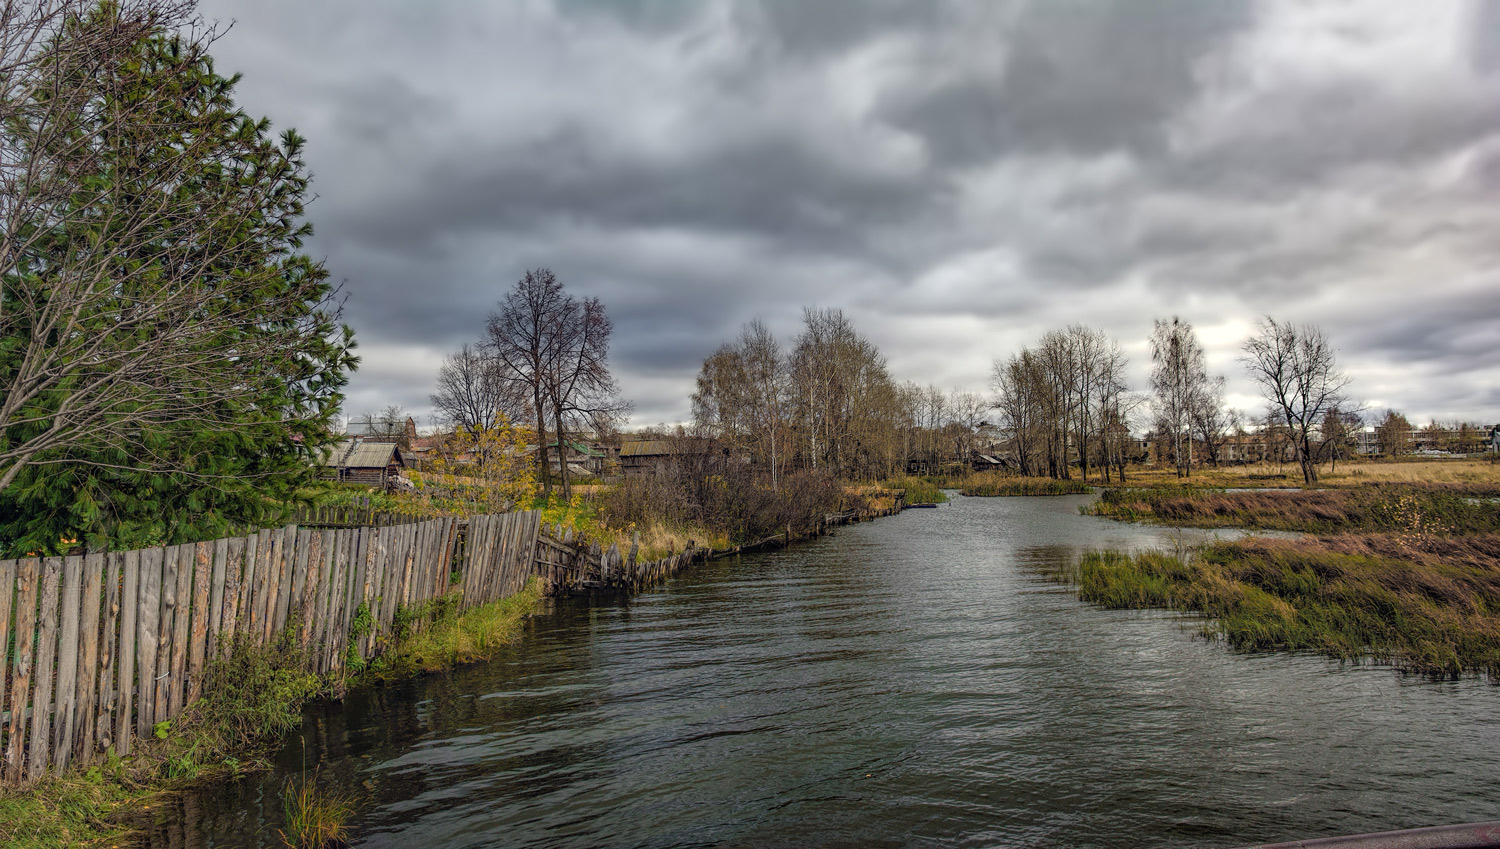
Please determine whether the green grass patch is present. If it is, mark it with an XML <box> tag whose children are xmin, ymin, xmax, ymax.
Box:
<box><xmin>0</xmin><ymin>761</ymin><xmax>139</xmax><ymax>849</ymax></box>
<box><xmin>960</xmin><ymin>476</ymin><xmax>1094</xmax><ymax>497</ymax></box>
<box><xmin>375</xmin><ymin>578</ymin><xmax>546</xmax><ymax>675</ymax></box>
<box><xmin>1070</xmin><ymin>538</ymin><xmax>1500</xmax><ymax>678</ymax></box>
<box><xmin>883</xmin><ymin>476</ymin><xmax>949</xmax><ymax>505</ymax></box>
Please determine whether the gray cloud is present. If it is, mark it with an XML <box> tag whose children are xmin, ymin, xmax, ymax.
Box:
<box><xmin>198</xmin><ymin>0</ymin><xmax>1500</xmax><ymax>427</ymax></box>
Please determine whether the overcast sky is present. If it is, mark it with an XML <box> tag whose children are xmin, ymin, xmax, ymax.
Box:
<box><xmin>196</xmin><ymin>0</ymin><xmax>1500</xmax><ymax>429</ymax></box>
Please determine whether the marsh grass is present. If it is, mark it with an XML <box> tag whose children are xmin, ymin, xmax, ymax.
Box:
<box><xmin>1074</xmin><ymin>538</ymin><xmax>1500</xmax><ymax>678</ymax></box>
<box><xmin>955</xmin><ymin>472</ymin><xmax>1094</xmax><ymax>497</ymax></box>
<box><xmin>279</xmin><ymin>768</ymin><xmax>355</xmax><ymax>848</ymax></box>
<box><xmin>1088</xmin><ymin>485</ymin><xmax>1500</xmax><ymax>535</ymax></box>
<box><xmin>881</xmin><ymin>476</ymin><xmax>949</xmax><ymax>505</ymax></box>
<box><xmin>1114</xmin><ymin>457</ymin><xmax>1500</xmax><ymax>490</ymax></box>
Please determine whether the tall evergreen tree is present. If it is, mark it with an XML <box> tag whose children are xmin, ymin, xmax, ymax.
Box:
<box><xmin>0</xmin><ymin>3</ymin><xmax>356</xmax><ymax>554</ymax></box>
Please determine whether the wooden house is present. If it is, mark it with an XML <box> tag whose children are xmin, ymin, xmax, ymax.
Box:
<box><xmin>619</xmin><ymin>438</ymin><xmax>725</xmax><ymax>477</ymax></box>
<box><xmin>320</xmin><ymin>439</ymin><xmax>406</xmax><ymax>488</ymax></box>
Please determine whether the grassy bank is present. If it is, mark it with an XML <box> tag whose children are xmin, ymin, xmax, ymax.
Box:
<box><xmin>1072</xmin><ymin>538</ymin><xmax>1500</xmax><ymax>678</ymax></box>
<box><xmin>956</xmin><ymin>472</ymin><xmax>1094</xmax><ymax>497</ymax></box>
<box><xmin>882</xmin><ymin>476</ymin><xmax>948</xmax><ymax>505</ymax></box>
<box><xmin>1087</xmin><ymin>484</ymin><xmax>1500</xmax><ymax>535</ymax></box>
<box><xmin>0</xmin><ymin>579</ymin><xmax>547</xmax><ymax>849</ymax></box>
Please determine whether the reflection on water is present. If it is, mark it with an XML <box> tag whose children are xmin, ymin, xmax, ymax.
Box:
<box><xmin>143</xmin><ymin>494</ymin><xmax>1498</xmax><ymax>848</ymax></box>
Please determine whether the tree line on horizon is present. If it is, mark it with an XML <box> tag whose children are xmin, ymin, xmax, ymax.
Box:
<box><xmin>433</xmin><ymin>274</ymin><xmax>1497</xmax><ymax>496</ymax></box>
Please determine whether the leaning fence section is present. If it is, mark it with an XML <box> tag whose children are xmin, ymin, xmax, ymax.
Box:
<box><xmin>534</xmin><ymin>524</ymin><xmax>703</xmax><ymax>596</ymax></box>
<box><xmin>0</xmin><ymin>509</ymin><xmax>541</xmax><ymax>785</ymax></box>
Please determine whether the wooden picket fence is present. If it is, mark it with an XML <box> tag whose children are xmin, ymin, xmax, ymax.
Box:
<box><xmin>293</xmin><ymin>505</ymin><xmax>421</xmax><ymax>529</ymax></box>
<box><xmin>0</xmin><ymin>510</ymin><xmax>540</xmax><ymax>785</ymax></box>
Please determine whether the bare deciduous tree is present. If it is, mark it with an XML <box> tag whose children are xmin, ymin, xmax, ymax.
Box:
<box><xmin>692</xmin><ymin>319</ymin><xmax>789</xmax><ymax>488</ymax></box>
<box><xmin>992</xmin><ymin>350</ymin><xmax>1047</xmax><ymax>477</ymax></box>
<box><xmin>1375</xmin><ymin>409</ymin><xmax>1412</xmax><ymax>457</ymax></box>
<box><xmin>1189</xmin><ymin>375</ymin><xmax>1239</xmax><ymax>469</ymax></box>
<box><xmin>788</xmin><ymin>307</ymin><xmax>897</xmax><ymax>480</ymax></box>
<box><xmin>486</xmin><ymin>268</ymin><xmax>627</xmax><ymax>497</ymax></box>
<box><xmin>431</xmin><ymin>343</ymin><xmax>521</xmax><ymax>437</ymax></box>
<box><xmin>1241</xmin><ymin>317</ymin><xmax>1351</xmax><ymax>484</ymax></box>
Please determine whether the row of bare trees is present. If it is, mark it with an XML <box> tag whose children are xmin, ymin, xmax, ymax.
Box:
<box><xmin>991</xmin><ymin>325</ymin><xmax>1135</xmax><ymax>482</ymax></box>
<box><xmin>692</xmin><ymin>308</ymin><xmax>1019</xmax><ymax>483</ymax></box>
<box><xmin>1373</xmin><ymin>411</ymin><xmax>1494</xmax><ymax>457</ymax></box>
<box><xmin>988</xmin><ymin>316</ymin><xmax>1359</xmax><ymax>486</ymax></box>
<box><xmin>693</xmin><ymin>309</ymin><xmax>908</xmax><ymax>483</ymax></box>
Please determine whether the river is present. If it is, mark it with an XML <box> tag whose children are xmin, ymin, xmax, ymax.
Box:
<box><xmin>142</xmin><ymin>494</ymin><xmax>1498</xmax><ymax>848</ymax></box>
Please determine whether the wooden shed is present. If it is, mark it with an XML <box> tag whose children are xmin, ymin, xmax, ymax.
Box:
<box><xmin>320</xmin><ymin>439</ymin><xmax>406</xmax><ymax>488</ymax></box>
<box><xmin>619</xmin><ymin>438</ymin><xmax>725</xmax><ymax>477</ymax></box>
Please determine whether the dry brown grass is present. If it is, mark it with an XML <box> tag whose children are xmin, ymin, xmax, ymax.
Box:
<box><xmin>1091</xmin><ymin>484</ymin><xmax>1500</xmax><ymax>534</ymax></box>
<box><xmin>630</xmin><ymin>520</ymin><xmax>730</xmax><ymax>561</ymax></box>
<box><xmin>1321</xmin><ymin>458</ymin><xmax>1500</xmax><ymax>486</ymax></box>
<box><xmin>1109</xmin><ymin>462</ymin><xmax>1299</xmax><ymax>488</ymax></box>
<box><xmin>1114</xmin><ymin>457</ymin><xmax>1500</xmax><ymax>489</ymax></box>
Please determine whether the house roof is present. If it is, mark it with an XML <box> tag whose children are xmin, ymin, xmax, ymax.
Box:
<box><xmin>319</xmin><ymin>439</ymin><xmax>404</xmax><ymax>469</ymax></box>
<box><xmin>620</xmin><ymin>438</ymin><xmax>721</xmax><ymax>458</ymax></box>
<box><xmin>547</xmin><ymin>439</ymin><xmax>605</xmax><ymax>457</ymax></box>
<box><xmin>620</xmin><ymin>440</ymin><xmax>675</xmax><ymax>458</ymax></box>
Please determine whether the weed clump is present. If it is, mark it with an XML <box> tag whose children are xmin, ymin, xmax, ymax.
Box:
<box><xmin>959</xmin><ymin>474</ymin><xmax>1094</xmax><ymax>497</ymax></box>
<box><xmin>155</xmin><ymin>628</ymin><xmax>322</xmax><ymax>780</ymax></box>
<box><xmin>279</xmin><ymin>768</ymin><xmax>355</xmax><ymax>848</ymax></box>
<box><xmin>883</xmin><ymin>476</ymin><xmax>949</xmax><ymax>505</ymax></box>
<box><xmin>376</xmin><ymin>578</ymin><xmax>546</xmax><ymax>675</ymax></box>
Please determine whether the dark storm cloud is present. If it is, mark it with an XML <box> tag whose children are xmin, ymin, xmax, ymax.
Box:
<box><xmin>882</xmin><ymin>0</ymin><xmax>1251</xmax><ymax>161</ymax></box>
<box><xmin>197</xmin><ymin>0</ymin><xmax>1500</xmax><ymax>426</ymax></box>
<box><xmin>328</xmin><ymin>129</ymin><xmax>939</xmax><ymax>260</ymax></box>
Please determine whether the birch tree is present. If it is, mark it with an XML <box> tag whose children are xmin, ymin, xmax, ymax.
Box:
<box><xmin>1150</xmin><ymin>317</ymin><xmax>1208</xmax><ymax>478</ymax></box>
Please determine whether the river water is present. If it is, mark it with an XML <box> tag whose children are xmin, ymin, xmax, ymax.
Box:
<box><xmin>144</xmin><ymin>494</ymin><xmax>1497</xmax><ymax>848</ymax></box>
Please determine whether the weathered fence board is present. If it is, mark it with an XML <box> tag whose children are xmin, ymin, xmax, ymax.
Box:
<box><xmin>52</xmin><ymin>557</ymin><xmax>82</xmax><ymax>771</ymax></box>
<box><xmin>168</xmin><ymin>544</ymin><xmax>194</xmax><ymax>717</ymax></box>
<box><xmin>187</xmin><ymin>543</ymin><xmax>212</xmax><ymax>706</ymax></box>
<box><xmin>117</xmin><ymin>552</ymin><xmax>139</xmax><ymax>757</ymax></box>
<box><xmin>3</xmin><ymin>560</ymin><xmax>28</xmax><ymax>781</ymax></box>
<box><xmin>28</xmin><ymin>559</ymin><xmax>62</xmax><ymax>779</ymax></box>
<box><xmin>207</xmin><ymin>538</ymin><xmax>228</xmax><ymax>659</ymax></box>
<box><xmin>154</xmin><ymin>546</ymin><xmax>177</xmax><ymax>725</ymax></box>
<box><xmin>97</xmin><ymin>553</ymin><xmax>121</xmax><ymax>758</ymax></box>
<box><xmin>0</xmin><ymin>562</ymin><xmax>15</xmax><ymax>755</ymax></box>
<box><xmin>136</xmin><ymin>547</ymin><xmax>163</xmax><ymax>739</ymax></box>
